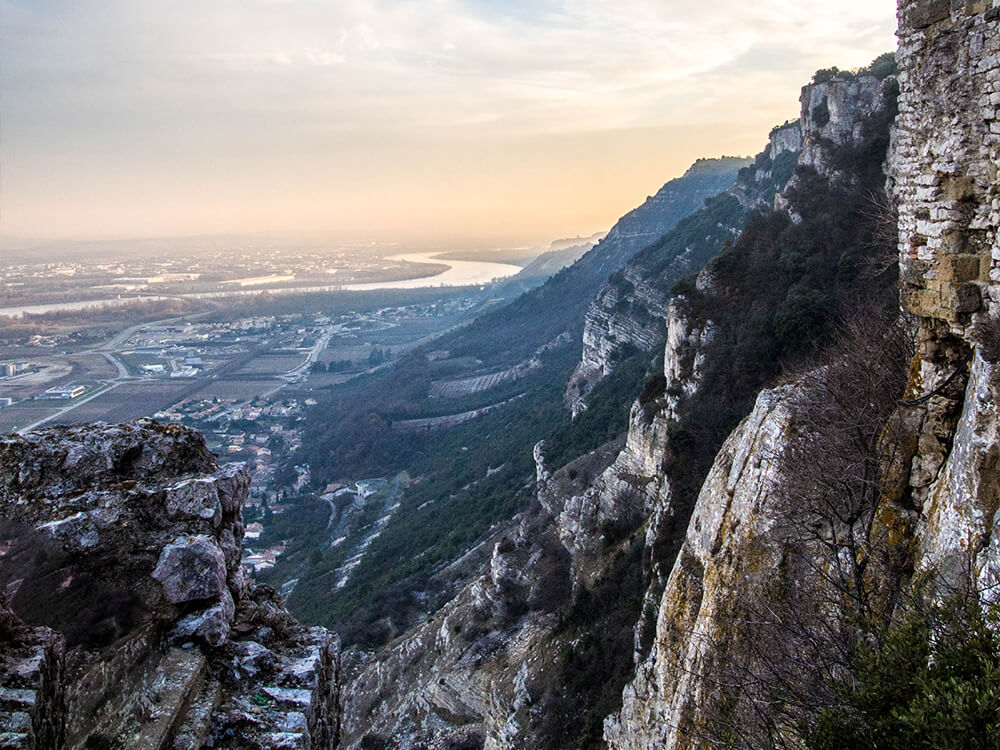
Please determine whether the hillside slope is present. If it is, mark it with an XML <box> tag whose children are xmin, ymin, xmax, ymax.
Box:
<box><xmin>336</xmin><ymin>58</ymin><xmax>901</xmax><ymax>749</ymax></box>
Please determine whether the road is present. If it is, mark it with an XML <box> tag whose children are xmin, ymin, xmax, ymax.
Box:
<box><xmin>282</xmin><ymin>330</ymin><xmax>333</xmax><ymax>383</ymax></box>
<box><xmin>101</xmin><ymin>352</ymin><xmax>129</xmax><ymax>378</ymax></box>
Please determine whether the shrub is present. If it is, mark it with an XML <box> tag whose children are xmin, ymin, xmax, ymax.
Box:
<box><xmin>774</xmin><ymin>285</ymin><xmax>832</xmax><ymax>353</ymax></box>
<box><xmin>860</xmin><ymin>52</ymin><xmax>897</xmax><ymax>80</ymax></box>
<box><xmin>806</xmin><ymin>596</ymin><xmax>1000</xmax><ymax>750</ymax></box>
<box><xmin>813</xmin><ymin>67</ymin><xmax>840</xmax><ymax>84</ymax></box>
<box><xmin>812</xmin><ymin>98</ymin><xmax>831</xmax><ymax>128</ymax></box>
<box><xmin>670</xmin><ymin>275</ymin><xmax>698</xmax><ymax>298</ymax></box>
<box><xmin>638</xmin><ymin>373</ymin><xmax>667</xmax><ymax>405</ymax></box>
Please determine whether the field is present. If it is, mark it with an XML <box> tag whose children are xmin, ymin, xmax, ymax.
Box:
<box><xmin>429</xmin><ymin>366</ymin><xmax>521</xmax><ymax>398</ymax></box>
<box><xmin>51</xmin><ymin>382</ymin><xmax>192</xmax><ymax>424</ymax></box>
<box><xmin>321</xmin><ymin>344</ymin><xmax>372</xmax><ymax>366</ymax></box>
<box><xmin>0</xmin><ymin>404</ymin><xmax>63</xmax><ymax>434</ymax></box>
<box><xmin>363</xmin><ymin>317</ymin><xmax>460</xmax><ymax>346</ymax></box>
<box><xmin>190</xmin><ymin>379</ymin><xmax>279</xmax><ymax>400</ymax></box>
<box><xmin>301</xmin><ymin>373</ymin><xmax>358</xmax><ymax>388</ymax></box>
<box><xmin>232</xmin><ymin>355</ymin><xmax>305</xmax><ymax>376</ymax></box>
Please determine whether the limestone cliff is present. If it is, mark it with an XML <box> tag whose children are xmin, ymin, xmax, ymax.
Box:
<box><xmin>0</xmin><ymin>421</ymin><xmax>340</xmax><ymax>749</ymax></box>
<box><xmin>605</xmin><ymin>386</ymin><xmax>793</xmax><ymax>748</ymax></box>
<box><xmin>568</xmin><ymin>69</ymin><xmax>897</xmax><ymax>416</ymax></box>
<box><xmin>603</xmin><ymin>2</ymin><xmax>1000</xmax><ymax>746</ymax></box>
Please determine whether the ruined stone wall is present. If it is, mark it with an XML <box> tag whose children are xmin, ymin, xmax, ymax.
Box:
<box><xmin>891</xmin><ymin>0</ymin><xmax>1000</xmax><ymax>601</ymax></box>
<box><xmin>0</xmin><ymin>606</ymin><xmax>64</xmax><ymax>750</ymax></box>
<box><xmin>893</xmin><ymin>0</ymin><xmax>1000</xmax><ymax>332</ymax></box>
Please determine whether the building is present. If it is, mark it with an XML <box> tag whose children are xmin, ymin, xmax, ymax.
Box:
<box><xmin>40</xmin><ymin>384</ymin><xmax>85</xmax><ymax>400</ymax></box>
<box><xmin>0</xmin><ymin>398</ymin><xmax>14</xmax><ymax>408</ymax></box>
<box><xmin>1</xmin><ymin>362</ymin><xmax>27</xmax><ymax>378</ymax></box>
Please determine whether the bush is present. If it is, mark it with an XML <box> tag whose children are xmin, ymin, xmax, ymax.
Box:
<box><xmin>860</xmin><ymin>52</ymin><xmax>897</xmax><ymax>80</ymax></box>
<box><xmin>812</xmin><ymin>98</ymin><xmax>831</xmax><ymax>128</ymax></box>
<box><xmin>813</xmin><ymin>67</ymin><xmax>841</xmax><ymax>84</ymax></box>
<box><xmin>806</xmin><ymin>596</ymin><xmax>1000</xmax><ymax>750</ymax></box>
<box><xmin>638</xmin><ymin>373</ymin><xmax>667</xmax><ymax>405</ymax></box>
<box><xmin>774</xmin><ymin>285</ymin><xmax>832</xmax><ymax>353</ymax></box>
<box><xmin>670</xmin><ymin>275</ymin><xmax>698</xmax><ymax>298</ymax></box>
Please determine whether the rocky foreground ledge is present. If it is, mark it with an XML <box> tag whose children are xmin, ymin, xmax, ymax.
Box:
<box><xmin>0</xmin><ymin>420</ymin><xmax>340</xmax><ymax>749</ymax></box>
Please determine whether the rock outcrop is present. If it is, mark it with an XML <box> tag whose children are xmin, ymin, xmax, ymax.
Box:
<box><xmin>605</xmin><ymin>386</ymin><xmax>793</xmax><ymax>748</ymax></box>
<box><xmin>568</xmin><ymin>68</ymin><xmax>896</xmax><ymax>415</ymax></box>
<box><xmin>0</xmin><ymin>420</ymin><xmax>340</xmax><ymax>749</ymax></box>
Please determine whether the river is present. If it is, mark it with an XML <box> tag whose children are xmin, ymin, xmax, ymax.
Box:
<box><xmin>0</xmin><ymin>253</ymin><xmax>522</xmax><ymax>318</ymax></box>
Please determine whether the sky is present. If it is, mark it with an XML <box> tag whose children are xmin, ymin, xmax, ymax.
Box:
<box><xmin>0</xmin><ymin>0</ymin><xmax>898</xmax><ymax>247</ymax></box>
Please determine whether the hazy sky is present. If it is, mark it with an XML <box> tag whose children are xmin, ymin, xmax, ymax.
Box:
<box><xmin>1</xmin><ymin>0</ymin><xmax>897</xmax><ymax>246</ymax></box>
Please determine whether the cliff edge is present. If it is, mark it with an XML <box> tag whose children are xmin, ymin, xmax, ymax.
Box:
<box><xmin>0</xmin><ymin>420</ymin><xmax>340</xmax><ymax>750</ymax></box>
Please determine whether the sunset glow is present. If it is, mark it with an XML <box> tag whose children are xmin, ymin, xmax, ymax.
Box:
<box><xmin>1</xmin><ymin>0</ymin><xmax>898</xmax><ymax>245</ymax></box>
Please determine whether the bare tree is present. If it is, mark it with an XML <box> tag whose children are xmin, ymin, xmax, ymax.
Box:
<box><xmin>688</xmin><ymin>308</ymin><xmax>918</xmax><ymax>748</ymax></box>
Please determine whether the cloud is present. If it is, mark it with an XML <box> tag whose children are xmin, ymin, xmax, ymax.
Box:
<box><xmin>0</xmin><ymin>0</ymin><xmax>898</xmax><ymax>240</ymax></box>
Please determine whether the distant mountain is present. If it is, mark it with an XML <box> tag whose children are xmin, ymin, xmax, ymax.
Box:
<box><xmin>495</xmin><ymin>233</ymin><xmax>606</xmax><ymax>296</ymax></box>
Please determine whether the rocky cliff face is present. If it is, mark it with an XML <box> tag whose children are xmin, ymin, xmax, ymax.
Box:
<box><xmin>0</xmin><ymin>421</ymin><xmax>340</xmax><ymax>749</ymax></box>
<box><xmin>568</xmin><ymin>69</ymin><xmax>897</xmax><ymax>416</ymax></box>
<box><xmin>11</xmin><ymin>4</ymin><xmax>999</xmax><ymax>748</ymax></box>
<box><xmin>602</xmin><ymin>3</ymin><xmax>1000</xmax><ymax>746</ymax></box>
<box><xmin>891</xmin><ymin>0</ymin><xmax>1000</xmax><ymax>592</ymax></box>
<box><xmin>605</xmin><ymin>386</ymin><xmax>793</xmax><ymax>748</ymax></box>
<box><xmin>563</xmin><ymin>159</ymin><xmax>749</xmax><ymax>415</ymax></box>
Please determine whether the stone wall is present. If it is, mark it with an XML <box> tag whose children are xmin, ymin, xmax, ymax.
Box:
<box><xmin>891</xmin><ymin>0</ymin><xmax>1000</xmax><ymax>601</ymax></box>
<box><xmin>893</xmin><ymin>0</ymin><xmax>1000</xmax><ymax>332</ymax></box>
<box><xmin>0</xmin><ymin>603</ymin><xmax>64</xmax><ymax>750</ymax></box>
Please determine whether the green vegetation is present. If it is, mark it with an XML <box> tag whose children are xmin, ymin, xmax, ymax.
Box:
<box><xmin>812</xmin><ymin>52</ymin><xmax>897</xmax><ymax>84</ymax></box>
<box><xmin>633</xmin><ymin>193</ymin><xmax>746</xmax><ymax>282</ymax></box>
<box><xmin>288</xmin><ymin>340</ymin><xmax>660</xmax><ymax>645</ymax></box>
<box><xmin>537</xmin><ymin>538</ymin><xmax>646</xmax><ymax>749</ymax></box>
<box><xmin>807</xmin><ymin>597</ymin><xmax>1000</xmax><ymax>750</ymax></box>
